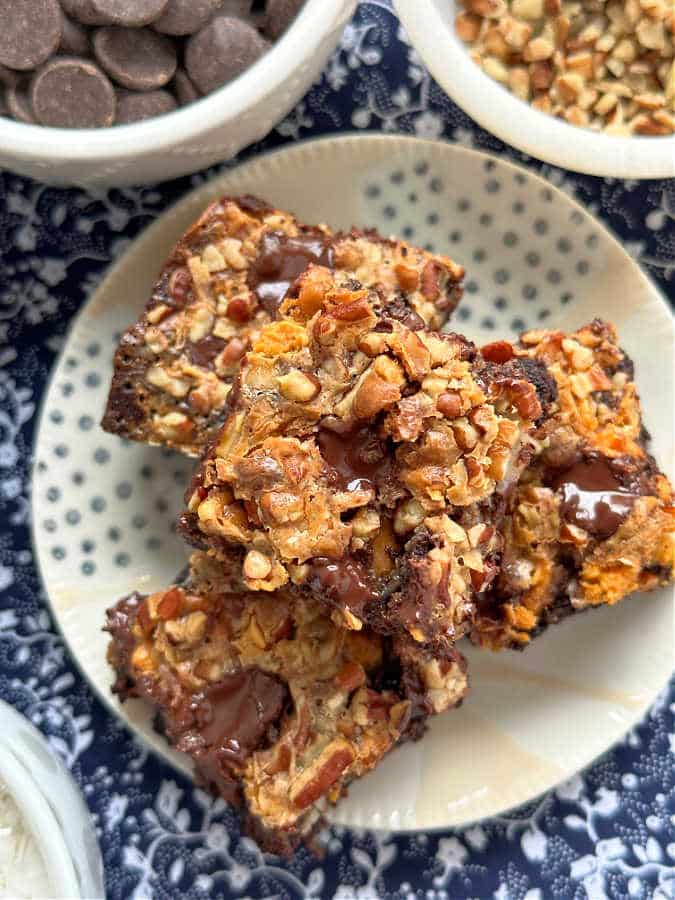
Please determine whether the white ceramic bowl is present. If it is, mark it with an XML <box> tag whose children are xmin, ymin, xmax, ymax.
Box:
<box><xmin>0</xmin><ymin>0</ymin><xmax>356</xmax><ymax>188</ymax></box>
<box><xmin>0</xmin><ymin>701</ymin><xmax>104</xmax><ymax>899</ymax></box>
<box><xmin>394</xmin><ymin>0</ymin><xmax>675</xmax><ymax>179</ymax></box>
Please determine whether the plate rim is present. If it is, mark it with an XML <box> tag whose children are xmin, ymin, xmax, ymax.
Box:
<box><xmin>29</xmin><ymin>132</ymin><xmax>675</xmax><ymax>834</ymax></box>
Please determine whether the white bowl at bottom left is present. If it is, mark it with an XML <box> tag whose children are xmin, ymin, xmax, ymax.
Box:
<box><xmin>0</xmin><ymin>700</ymin><xmax>104</xmax><ymax>899</ymax></box>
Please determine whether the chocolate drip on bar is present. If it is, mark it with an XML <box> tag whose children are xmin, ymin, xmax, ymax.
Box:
<box><xmin>318</xmin><ymin>425</ymin><xmax>392</xmax><ymax>493</ymax></box>
<box><xmin>188</xmin><ymin>334</ymin><xmax>227</xmax><ymax>368</ymax></box>
<box><xmin>237</xmin><ymin>195</ymin><xmax>274</xmax><ymax>216</ymax></box>
<box><xmin>309</xmin><ymin>557</ymin><xmax>379</xmax><ymax>617</ymax></box>
<box><xmin>550</xmin><ymin>454</ymin><xmax>641</xmax><ymax>539</ymax></box>
<box><xmin>195</xmin><ymin>669</ymin><xmax>287</xmax><ymax>768</ymax></box>
<box><xmin>248</xmin><ymin>231</ymin><xmax>334</xmax><ymax>315</ymax></box>
<box><xmin>106</xmin><ymin>591</ymin><xmax>144</xmax><ymax>694</ymax></box>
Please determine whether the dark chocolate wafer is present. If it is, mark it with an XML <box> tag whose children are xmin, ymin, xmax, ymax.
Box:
<box><xmin>31</xmin><ymin>57</ymin><xmax>116</xmax><ymax>128</ymax></box>
<box><xmin>93</xmin><ymin>26</ymin><xmax>177</xmax><ymax>91</ymax></box>
<box><xmin>0</xmin><ymin>0</ymin><xmax>62</xmax><ymax>71</ymax></box>
<box><xmin>185</xmin><ymin>16</ymin><xmax>269</xmax><ymax>94</ymax></box>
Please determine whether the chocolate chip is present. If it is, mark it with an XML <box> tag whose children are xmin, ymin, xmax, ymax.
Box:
<box><xmin>0</xmin><ymin>0</ymin><xmax>63</xmax><ymax>71</ymax></box>
<box><xmin>173</xmin><ymin>68</ymin><xmax>200</xmax><ymax>105</ymax></box>
<box><xmin>59</xmin><ymin>16</ymin><xmax>91</xmax><ymax>56</ymax></box>
<box><xmin>93</xmin><ymin>26</ymin><xmax>176</xmax><ymax>90</ymax></box>
<box><xmin>185</xmin><ymin>16</ymin><xmax>269</xmax><ymax>95</ymax></box>
<box><xmin>6</xmin><ymin>79</ymin><xmax>35</xmax><ymax>123</ymax></box>
<box><xmin>152</xmin><ymin>0</ymin><xmax>225</xmax><ymax>36</ymax></box>
<box><xmin>31</xmin><ymin>57</ymin><xmax>115</xmax><ymax>127</ymax></box>
<box><xmin>265</xmin><ymin>0</ymin><xmax>304</xmax><ymax>39</ymax></box>
<box><xmin>115</xmin><ymin>87</ymin><xmax>176</xmax><ymax>123</ymax></box>
<box><xmin>60</xmin><ymin>0</ymin><xmax>109</xmax><ymax>25</ymax></box>
<box><xmin>91</xmin><ymin>0</ymin><xmax>170</xmax><ymax>27</ymax></box>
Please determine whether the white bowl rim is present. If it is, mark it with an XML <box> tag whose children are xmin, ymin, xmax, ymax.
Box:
<box><xmin>0</xmin><ymin>0</ymin><xmax>351</xmax><ymax>162</ymax></box>
<box><xmin>0</xmin><ymin>746</ymin><xmax>82</xmax><ymax>898</ymax></box>
<box><xmin>394</xmin><ymin>0</ymin><xmax>675</xmax><ymax>179</ymax></box>
<box><xmin>0</xmin><ymin>705</ymin><xmax>86</xmax><ymax>899</ymax></box>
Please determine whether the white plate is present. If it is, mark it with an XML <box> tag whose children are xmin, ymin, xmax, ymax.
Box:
<box><xmin>31</xmin><ymin>135</ymin><xmax>674</xmax><ymax>832</ymax></box>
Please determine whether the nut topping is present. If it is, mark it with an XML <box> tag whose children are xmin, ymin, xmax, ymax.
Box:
<box><xmin>456</xmin><ymin>0</ymin><xmax>675</xmax><ymax>135</ymax></box>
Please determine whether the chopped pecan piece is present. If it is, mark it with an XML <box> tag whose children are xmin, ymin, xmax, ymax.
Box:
<box><xmin>290</xmin><ymin>741</ymin><xmax>356</xmax><ymax>810</ymax></box>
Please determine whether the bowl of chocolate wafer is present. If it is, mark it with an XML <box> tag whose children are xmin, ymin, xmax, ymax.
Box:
<box><xmin>0</xmin><ymin>0</ymin><xmax>356</xmax><ymax>187</ymax></box>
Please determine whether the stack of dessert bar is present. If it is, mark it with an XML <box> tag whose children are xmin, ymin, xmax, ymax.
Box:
<box><xmin>102</xmin><ymin>197</ymin><xmax>674</xmax><ymax>851</ymax></box>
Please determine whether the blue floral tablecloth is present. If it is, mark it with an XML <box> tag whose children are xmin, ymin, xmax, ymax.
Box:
<box><xmin>1</xmin><ymin>2</ymin><xmax>673</xmax><ymax>898</ymax></box>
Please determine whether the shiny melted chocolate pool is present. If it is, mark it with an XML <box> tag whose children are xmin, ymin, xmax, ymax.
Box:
<box><xmin>196</xmin><ymin>669</ymin><xmax>287</xmax><ymax>768</ymax></box>
<box><xmin>248</xmin><ymin>231</ymin><xmax>334</xmax><ymax>315</ymax></box>
<box><xmin>550</xmin><ymin>454</ymin><xmax>641</xmax><ymax>540</ymax></box>
<box><xmin>309</xmin><ymin>557</ymin><xmax>379</xmax><ymax>618</ymax></box>
<box><xmin>318</xmin><ymin>425</ymin><xmax>392</xmax><ymax>494</ymax></box>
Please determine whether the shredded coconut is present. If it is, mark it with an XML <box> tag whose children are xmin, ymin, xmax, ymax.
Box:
<box><xmin>0</xmin><ymin>780</ymin><xmax>51</xmax><ymax>899</ymax></box>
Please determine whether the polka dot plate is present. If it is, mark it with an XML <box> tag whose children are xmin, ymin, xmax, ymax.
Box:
<box><xmin>31</xmin><ymin>135</ymin><xmax>674</xmax><ymax>832</ymax></box>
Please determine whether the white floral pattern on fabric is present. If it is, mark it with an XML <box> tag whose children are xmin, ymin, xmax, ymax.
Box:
<box><xmin>0</xmin><ymin>2</ymin><xmax>673</xmax><ymax>897</ymax></box>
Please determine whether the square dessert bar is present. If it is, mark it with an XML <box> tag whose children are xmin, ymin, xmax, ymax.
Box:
<box><xmin>106</xmin><ymin>551</ymin><xmax>468</xmax><ymax>852</ymax></box>
<box><xmin>472</xmin><ymin>321</ymin><xmax>675</xmax><ymax>650</ymax></box>
<box><xmin>102</xmin><ymin>195</ymin><xmax>465</xmax><ymax>456</ymax></box>
<box><xmin>180</xmin><ymin>267</ymin><xmax>556</xmax><ymax>652</ymax></box>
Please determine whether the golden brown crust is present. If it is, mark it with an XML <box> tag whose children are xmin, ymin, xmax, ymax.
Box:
<box><xmin>101</xmin><ymin>196</ymin><xmax>465</xmax><ymax>456</ymax></box>
<box><xmin>105</xmin><ymin>551</ymin><xmax>468</xmax><ymax>850</ymax></box>
<box><xmin>180</xmin><ymin>268</ymin><xmax>554</xmax><ymax>651</ymax></box>
<box><xmin>472</xmin><ymin>320</ymin><xmax>675</xmax><ymax>650</ymax></box>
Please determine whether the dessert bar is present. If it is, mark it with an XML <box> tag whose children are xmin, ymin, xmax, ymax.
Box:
<box><xmin>106</xmin><ymin>551</ymin><xmax>468</xmax><ymax>851</ymax></box>
<box><xmin>180</xmin><ymin>267</ymin><xmax>556</xmax><ymax>651</ymax></box>
<box><xmin>102</xmin><ymin>195</ymin><xmax>465</xmax><ymax>455</ymax></box>
<box><xmin>472</xmin><ymin>321</ymin><xmax>675</xmax><ymax>650</ymax></box>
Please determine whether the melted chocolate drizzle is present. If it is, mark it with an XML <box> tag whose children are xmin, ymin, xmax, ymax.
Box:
<box><xmin>195</xmin><ymin>669</ymin><xmax>287</xmax><ymax>767</ymax></box>
<box><xmin>248</xmin><ymin>231</ymin><xmax>334</xmax><ymax>315</ymax></box>
<box><xmin>237</xmin><ymin>195</ymin><xmax>273</xmax><ymax>216</ymax></box>
<box><xmin>310</xmin><ymin>557</ymin><xmax>379</xmax><ymax>617</ymax></box>
<box><xmin>105</xmin><ymin>592</ymin><xmax>145</xmax><ymax>696</ymax></box>
<box><xmin>550</xmin><ymin>454</ymin><xmax>640</xmax><ymax>539</ymax></box>
<box><xmin>188</xmin><ymin>334</ymin><xmax>227</xmax><ymax>368</ymax></box>
<box><xmin>318</xmin><ymin>426</ymin><xmax>391</xmax><ymax>493</ymax></box>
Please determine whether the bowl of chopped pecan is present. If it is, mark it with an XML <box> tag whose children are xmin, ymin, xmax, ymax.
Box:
<box><xmin>395</xmin><ymin>0</ymin><xmax>675</xmax><ymax>178</ymax></box>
